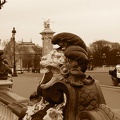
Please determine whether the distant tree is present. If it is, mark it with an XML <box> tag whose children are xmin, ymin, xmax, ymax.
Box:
<box><xmin>110</xmin><ymin>42</ymin><xmax>120</xmax><ymax>50</ymax></box>
<box><xmin>32</xmin><ymin>45</ymin><xmax>42</xmax><ymax>70</ymax></box>
<box><xmin>107</xmin><ymin>49</ymin><xmax>118</xmax><ymax>65</ymax></box>
<box><xmin>107</xmin><ymin>42</ymin><xmax>120</xmax><ymax>65</ymax></box>
<box><xmin>88</xmin><ymin>40</ymin><xmax>120</xmax><ymax>66</ymax></box>
<box><xmin>22</xmin><ymin>54</ymin><xmax>33</xmax><ymax>71</ymax></box>
<box><xmin>3</xmin><ymin>38</ymin><xmax>19</xmax><ymax>67</ymax></box>
<box><xmin>89</xmin><ymin>40</ymin><xmax>111</xmax><ymax>66</ymax></box>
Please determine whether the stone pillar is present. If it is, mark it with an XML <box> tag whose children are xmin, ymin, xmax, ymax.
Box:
<box><xmin>40</xmin><ymin>19</ymin><xmax>55</xmax><ymax>56</ymax></box>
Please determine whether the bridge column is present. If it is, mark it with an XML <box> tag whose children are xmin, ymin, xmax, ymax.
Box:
<box><xmin>40</xmin><ymin>19</ymin><xmax>55</xmax><ymax>56</ymax></box>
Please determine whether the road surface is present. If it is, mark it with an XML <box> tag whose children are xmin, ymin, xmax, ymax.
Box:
<box><xmin>12</xmin><ymin>71</ymin><xmax>120</xmax><ymax>109</ymax></box>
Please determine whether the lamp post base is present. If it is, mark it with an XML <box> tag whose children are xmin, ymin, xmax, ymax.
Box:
<box><xmin>12</xmin><ymin>72</ymin><xmax>18</xmax><ymax>77</ymax></box>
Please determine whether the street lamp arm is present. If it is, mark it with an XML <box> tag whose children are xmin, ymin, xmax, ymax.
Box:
<box><xmin>116</xmin><ymin>51</ymin><xmax>120</xmax><ymax>64</ymax></box>
<box><xmin>1</xmin><ymin>0</ymin><xmax>6</xmax><ymax>5</ymax></box>
<box><xmin>0</xmin><ymin>0</ymin><xmax>7</xmax><ymax>9</ymax></box>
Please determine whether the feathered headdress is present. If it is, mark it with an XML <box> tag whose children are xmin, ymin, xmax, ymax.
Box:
<box><xmin>51</xmin><ymin>32</ymin><xmax>89</xmax><ymax>72</ymax></box>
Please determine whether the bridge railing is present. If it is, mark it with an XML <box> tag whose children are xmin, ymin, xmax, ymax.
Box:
<box><xmin>0</xmin><ymin>101</ymin><xmax>18</xmax><ymax>120</ymax></box>
<box><xmin>0</xmin><ymin>82</ymin><xmax>30</xmax><ymax>120</ymax></box>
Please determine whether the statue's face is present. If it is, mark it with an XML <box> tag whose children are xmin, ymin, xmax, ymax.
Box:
<box><xmin>40</xmin><ymin>49</ymin><xmax>67</xmax><ymax>73</ymax></box>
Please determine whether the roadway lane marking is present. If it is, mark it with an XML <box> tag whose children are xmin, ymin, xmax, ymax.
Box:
<box><xmin>101</xmin><ymin>85</ymin><xmax>120</xmax><ymax>90</ymax></box>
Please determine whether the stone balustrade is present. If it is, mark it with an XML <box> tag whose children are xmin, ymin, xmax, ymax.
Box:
<box><xmin>0</xmin><ymin>101</ymin><xmax>18</xmax><ymax>120</ymax></box>
<box><xmin>0</xmin><ymin>86</ymin><xmax>31</xmax><ymax>120</ymax></box>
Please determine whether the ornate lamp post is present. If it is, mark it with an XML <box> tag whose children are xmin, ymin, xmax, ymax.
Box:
<box><xmin>12</xmin><ymin>27</ymin><xmax>17</xmax><ymax>77</ymax></box>
<box><xmin>116</xmin><ymin>51</ymin><xmax>120</xmax><ymax>64</ymax></box>
<box><xmin>102</xmin><ymin>53</ymin><xmax>106</xmax><ymax>66</ymax></box>
<box><xmin>0</xmin><ymin>0</ymin><xmax>7</xmax><ymax>9</ymax></box>
<box><xmin>89</xmin><ymin>55</ymin><xmax>94</xmax><ymax>70</ymax></box>
<box><xmin>90</xmin><ymin>55</ymin><xmax>93</xmax><ymax>64</ymax></box>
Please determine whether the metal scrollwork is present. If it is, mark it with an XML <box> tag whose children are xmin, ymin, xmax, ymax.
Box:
<box><xmin>26</xmin><ymin>32</ymin><xmax>120</xmax><ymax>120</ymax></box>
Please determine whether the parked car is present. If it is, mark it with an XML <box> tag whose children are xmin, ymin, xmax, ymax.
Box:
<box><xmin>32</xmin><ymin>68</ymin><xmax>40</xmax><ymax>73</ymax></box>
<box><xmin>109</xmin><ymin>64</ymin><xmax>120</xmax><ymax>86</ymax></box>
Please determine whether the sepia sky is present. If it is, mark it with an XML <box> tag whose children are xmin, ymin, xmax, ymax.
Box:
<box><xmin>0</xmin><ymin>0</ymin><xmax>120</xmax><ymax>47</ymax></box>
